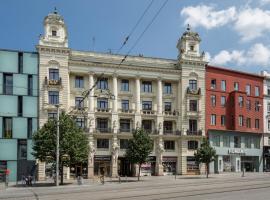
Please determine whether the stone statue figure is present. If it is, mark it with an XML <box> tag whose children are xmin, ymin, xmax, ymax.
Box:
<box><xmin>157</xmin><ymin>138</ymin><xmax>165</xmax><ymax>163</ymax></box>
<box><xmin>89</xmin><ymin>140</ymin><xmax>96</xmax><ymax>164</ymax></box>
<box><xmin>111</xmin><ymin>138</ymin><xmax>119</xmax><ymax>164</ymax></box>
<box><xmin>136</xmin><ymin>121</ymin><xmax>140</xmax><ymax>129</ymax></box>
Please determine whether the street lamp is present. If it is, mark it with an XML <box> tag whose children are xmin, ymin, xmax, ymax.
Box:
<box><xmin>55</xmin><ymin>104</ymin><xmax>60</xmax><ymax>186</ymax></box>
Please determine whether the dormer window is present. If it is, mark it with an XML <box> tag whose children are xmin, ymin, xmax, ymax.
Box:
<box><xmin>52</xmin><ymin>30</ymin><xmax>57</xmax><ymax>36</ymax></box>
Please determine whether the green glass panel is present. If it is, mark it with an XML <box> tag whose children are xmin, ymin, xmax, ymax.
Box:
<box><xmin>32</xmin><ymin>75</ymin><xmax>38</xmax><ymax>96</ymax></box>
<box><xmin>23</xmin><ymin>53</ymin><xmax>38</xmax><ymax>75</ymax></box>
<box><xmin>13</xmin><ymin>118</ymin><xmax>27</xmax><ymax>139</ymax></box>
<box><xmin>32</xmin><ymin>118</ymin><xmax>37</xmax><ymax>134</ymax></box>
<box><xmin>27</xmin><ymin>140</ymin><xmax>35</xmax><ymax>160</ymax></box>
<box><xmin>13</xmin><ymin>74</ymin><xmax>27</xmax><ymax>95</ymax></box>
<box><xmin>7</xmin><ymin>161</ymin><xmax>17</xmax><ymax>182</ymax></box>
<box><xmin>0</xmin><ymin>95</ymin><xmax>17</xmax><ymax>116</ymax></box>
<box><xmin>0</xmin><ymin>139</ymin><xmax>17</xmax><ymax>160</ymax></box>
<box><xmin>0</xmin><ymin>73</ymin><xmax>3</xmax><ymax>94</ymax></box>
<box><xmin>0</xmin><ymin>51</ymin><xmax>18</xmax><ymax>73</ymax></box>
<box><xmin>23</xmin><ymin>97</ymin><xmax>37</xmax><ymax>117</ymax></box>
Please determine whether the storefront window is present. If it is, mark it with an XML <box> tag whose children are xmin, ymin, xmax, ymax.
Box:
<box><xmin>223</xmin><ymin>136</ymin><xmax>230</xmax><ymax>147</ymax></box>
<box><xmin>254</xmin><ymin>137</ymin><xmax>260</xmax><ymax>149</ymax></box>
<box><xmin>223</xmin><ymin>156</ymin><xmax>231</xmax><ymax>172</ymax></box>
<box><xmin>234</xmin><ymin>136</ymin><xmax>241</xmax><ymax>148</ymax></box>
<box><xmin>245</xmin><ymin>137</ymin><xmax>251</xmax><ymax>148</ymax></box>
<box><xmin>213</xmin><ymin>135</ymin><xmax>220</xmax><ymax>147</ymax></box>
<box><xmin>187</xmin><ymin>156</ymin><xmax>199</xmax><ymax>172</ymax></box>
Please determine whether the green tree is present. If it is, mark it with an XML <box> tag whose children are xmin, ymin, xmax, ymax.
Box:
<box><xmin>194</xmin><ymin>138</ymin><xmax>216</xmax><ymax>178</ymax></box>
<box><xmin>125</xmin><ymin>129</ymin><xmax>153</xmax><ymax>181</ymax></box>
<box><xmin>32</xmin><ymin>112</ymin><xmax>89</xmax><ymax>184</ymax></box>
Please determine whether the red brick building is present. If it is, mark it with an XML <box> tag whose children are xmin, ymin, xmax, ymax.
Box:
<box><xmin>206</xmin><ymin>65</ymin><xmax>264</xmax><ymax>173</ymax></box>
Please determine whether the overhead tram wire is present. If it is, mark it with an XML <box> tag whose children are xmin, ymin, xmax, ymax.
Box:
<box><xmin>116</xmin><ymin>0</ymin><xmax>155</xmax><ymax>54</ymax></box>
<box><xmin>118</xmin><ymin>0</ymin><xmax>169</xmax><ymax>66</ymax></box>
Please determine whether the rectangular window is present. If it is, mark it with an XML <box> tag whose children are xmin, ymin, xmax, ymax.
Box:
<box><xmin>163</xmin><ymin>121</ymin><xmax>173</xmax><ymax>133</ymax></box>
<box><xmin>142</xmin><ymin>120</ymin><xmax>152</xmax><ymax>132</ymax></box>
<box><xmin>268</xmin><ymin>120</ymin><xmax>270</xmax><ymax>131</ymax></box>
<box><xmin>142</xmin><ymin>81</ymin><xmax>152</xmax><ymax>93</ymax></box>
<box><xmin>238</xmin><ymin>96</ymin><xmax>243</xmax><ymax>107</ymax></box>
<box><xmin>97</xmin><ymin>139</ymin><xmax>109</xmax><ymax>149</ymax></box>
<box><xmin>27</xmin><ymin>118</ymin><xmax>32</xmax><ymax>139</ymax></box>
<box><xmin>245</xmin><ymin>137</ymin><xmax>251</xmax><ymax>148</ymax></box>
<box><xmin>164</xmin><ymin>102</ymin><xmax>172</xmax><ymax>112</ymax></box>
<box><xmin>223</xmin><ymin>136</ymin><xmax>230</xmax><ymax>147</ymax></box>
<box><xmin>48</xmin><ymin>91</ymin><xmax>59</xmax><ymax>104</ymax></box>
<box><xmin>188</xmin><ymin>141</ymin><xmax>198</xmax><ymax>150</ymax></box>
<box><xmin>49</xmin><ymin>69</ymin><xmax>59</xmax><ymax>80</ymax></box>
<box><xmin>267</xmin><ymin>87</ymin><xmax>270</xmax><ymax>96</ymax></box>
<box><xmin>97</xmin><ymin>78</ymin><xmax>108</xmax><ymax>90</ymax></box>
<box><xmin>234</xmin><ymin>82</ymin><xmax>239</xmax><ymax>91</ymax></box>
<box><xmin>254</xmin><ymin>137</ymin><xmax>260</xmax><ymax>149</ymax></box>
<box><xmin>221</xmin><ymin>96</ymin><xmax>226</xmax><ymax>107</ymax></box>
<box><xmin>189</xmin><ymin>119</ymin><xmax>197</xmax><ymax>133</ymax></box>
<box><xmin>189</xmin><ymin>100</ymin><xmax>197</xmax><ymax>111</ymax></box>
<box><xmin>18</xmin><ymin>52</ymin><xmax>23</xmax><ymax>73</ymax></box>
<box><xmin>18</xmin><ymin>96</ymin><xmax>23</xmax><ymax>117</ymax></box>
<box><xmin>189</xmin><ymin>80</ymin><xmax>197</xmax><ymax>90</ymax></box>
<box><xmin>28</xmin><ymin>75</ymin><xmax>33</xmax><ymax>96</ymax></box>
<box><xmin>267</xmin><ymin>103</ymin><xmax>270</xmax><ymax>113</ymax></box>
<box><xmin>121</xmin><ymin>80</ymin><xmax>129</xmax><ymax>91</ymax></box>
<box><xmin>246</xmin><ymin>118</ymin><xmax>251</xmax><ymax>128</ymax></box>
<box><xmin>3</xmin><ymin>117</ymin><xmax>12</xmax><ymax>138</ymax></box>
<box><xmin>52</xmin><ymin>30</ymin><xmax>57</xmax><ymax>36</ymax></box>
<box><xmin>246</xmin><ymin>100</ymin><xmax>251</xmax><ymax>110</ymax></box>
<box><xmin>255</xmin><ymin>119</ymin><xmax>260</xmax><ymax>129</ymax></box>
<box><xmin>164</xmin><ymin>141</ymin><xmax>175</xmax><ymax>150</ymax></box>
<box><xmin>211</xmin><ymin>95</ymin><xmax>216</xmax><ymax>107</ymax></box>
<box><xmin>221</xmin><ymin>80</ymin><xmax>226</xmax><ymax>91</ymax></box>
<box><xmin>75</xmin><ymin>76</ymin><xmax>84</xmax><ymax>88</ymax></box>
<box><xmin>239</xmin><ymin>115</ymin><xmax>244</xmax><ymax>126</ymax></box>
<box><xmin>3</xmin><ymin>74</ymin><xmax>13</xmax><ymax>95</ymax></box>
<box><xmin>97</xmin><ymin>118</ymin><xmax>109</xmax><ymax>132</ymax></box>
<box><xmin>164</xmin><ymin>83</ymin><xmax>172</xmax><ymax>94</ymax></box>
<box><xmin>234</xmin><ymin>136</ymin><xmax>241</xmax><ymax>148</ymax></box>
<box><xmin>221</xmin><ymin>115</ymin><xmax>226</xmax><ymax>126</ymax></box>
<box><xmin>142</xmin><ymin>101</ymin><xmax>152</xmax><ymax>110</ymax></box>
<box><xmin>48</xmin><ymin>112</ymin><xmax>57</xmax><ymax>119</ymax></box>
<box><xmin>121</xmin><ymin>100</ymin><xmax>129</xmax><ymax>111</ymax></box>
<box><xmin>255</xmin><ymin>101</ymin><xmax>260</xmax><ymax>111</ymax></box>
<box><xmin>75</xmin><ymin>97</ymin><xmax>84</xmax><ymax>108</ymax></box>
<box><xmin>211</xmin><ymin>79</ymin><xmax>216</xmax><ymax>89</ymax></box>
<box><xmin>18</xmin><ymin>139</ymin><xmax>27</xmax><ymax>160</ymax></box>
<box><xmin>75</xmin><ymin>118</ymin><xmax>85</xmax><ymax>128</ymax></box>
<box><xmin>97</xmin><ymin>98</ymin><xmax>108</xmax><ymax>109</ymax></box>
<box><xmin>120</xmin><ymin>139</ymin><xmax>129</xmax><ymax>149</ymax></box>
<box><xmin>213</xmin><ymin>135</ymin><xmax>220</xmax><ymax>147</ymax></box>
<box><xmin>255</xmin><ymin>86</ymin><xmax>260</xmax><ymax>97</ymax></box>
<box><xmin>246</xmin><ymin>84</ymin><xmax>251</xmax><ymax>95</ymax></box>
<box><xmin>120</xmin><ymin>119</ymin><xmax>131</xmax><ymax>132</ymax></box>
<box><xmin>211</xmin><ymin>114</ymin><xmax>216</xmax><ymax>125</ymax></box>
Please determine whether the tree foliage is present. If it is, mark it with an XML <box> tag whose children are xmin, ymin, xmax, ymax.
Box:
<box><xmin>194</xmin><ymin>138</ymin><xmax>216</xmax><ymax>178</ymax></box>
<box><xmin>32</xmin><ymin>112</ymin><xmax>89</xmax><ymax>184</ymax></box>
<box><xmin>125</xmin><ymin>129</ymin><xmax>153</xmax><ymax>181</ymax></box>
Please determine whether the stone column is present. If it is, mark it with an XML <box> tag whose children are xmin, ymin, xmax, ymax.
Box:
<box><xmin>87</xmin><ymin>135</ymin><xmax>95</xmax><ymax>179</ymax></box>
<box><xmin>88</xmin><ymin>73</ymin><xmax>95</xmax><ymax>133</ymax></box>
<box><xmin>135</xmin><ymin>76</ymin><xmax>141</xmax><ymax>128</ymax></box>
<box><xmin>177</xmin><ymin>79</ymin><xmax>182</xmax><ymax>133</ymax></box>
<box><xmin>112</xmin><ymin>75</ymin><xmax>118</xmax><ymax>134</ymax></box>
<box><xmin>157</xmin><ymin>78</ymin><xmax>163</xmax><ymax>115</ymax></box>
<box><xmin>155</xmin><ymin>137</ymin><xmax>164</xmax><ymax>176</ymax></box>
<box><xmin>111</xmin><ymin>136</ymin><xmax>119</xmax><ymax>177</ymax></box>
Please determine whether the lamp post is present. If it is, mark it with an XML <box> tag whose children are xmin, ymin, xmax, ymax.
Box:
<box><xmin>55</xmin><ymin>104</ymin><xmax>60</xmax><ymax>186</ymax></box>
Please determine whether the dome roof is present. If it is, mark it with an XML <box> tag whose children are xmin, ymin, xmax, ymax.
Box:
<box><xmin>181</xmin><ymin>24</ymin><xmax>201</xmax><ymax>42</ymax></box>
<box><xmin>44</xmin><ymin>8</ymin><xmax>65</xmax><ymax>25</ymax></box>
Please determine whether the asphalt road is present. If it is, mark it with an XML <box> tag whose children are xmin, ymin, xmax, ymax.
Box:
<box><xmin>1</xmin><ymin>173</ymin><xmax>270</xmax><ymax>200</ymax></box>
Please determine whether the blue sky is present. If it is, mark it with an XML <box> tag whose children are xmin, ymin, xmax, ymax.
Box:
<box><xmin>0</xmin><ymin>0</ymin><xmax>270</xmax><ymax>73</ymax></box>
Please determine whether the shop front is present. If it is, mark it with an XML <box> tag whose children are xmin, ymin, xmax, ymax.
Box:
<box><xmin>94</xmin><ymin>156</ymin><xmax>111</xmax><ymax>176</ymax></box>
<box><xmin>263</xmin><ymin>146</ymin><xmax>270</xmax><ymax>172</ymax></box>
<box><xmin>187</xmin><ymin>156</ymin><xmax>199</xmax><ymax>174</ymax></box>
<box><xmin>118</xmin><ymin>157</ymin><xmax>133</xmax><ymax>176</ymax></box>
<box><xmin>140</xmin><ymin>156</ymin><xmax>156</xmax><ymax>176</ymax></box>
<box><xmin>162</xmin><ymin>157</ymin><xmax>177</xmax><ymax>175</ymax></box>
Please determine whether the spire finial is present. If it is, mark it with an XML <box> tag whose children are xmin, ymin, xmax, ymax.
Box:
<box><xmin>54</xmin><ymin>7</ymin><xmax>58</xmax><ymax>14</ymax></box>
<box><xmin>187</xmin><ymin>24</ymin><xmax>191</xmax><ymax>31</ymax></box>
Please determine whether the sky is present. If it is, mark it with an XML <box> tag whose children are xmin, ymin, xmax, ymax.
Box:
<box><xmin>0</xmin><ymin>0</ymin><xmax>270</xmax><ymax>73</ymax></box>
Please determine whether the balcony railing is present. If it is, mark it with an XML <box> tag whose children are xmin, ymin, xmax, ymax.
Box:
<box><xmin>187</xmin><ymin>110</ymin><xmax>201</xmax><ymax>117</ymax></box>
<box><xmin>186</xmin><ymin>129</ymin><xmax>203</xmax><ymax>136</ymax></box>
<box><xmin>119</xmin><ymin>128</ymin><xmax>133</xmax><ymax>133</ymax></box>
<box><xmin>141</xmin><ymin>110</ymin><xmax>156</xmax><ymax>115</ymax></box>
<box><xmin>186</xmin><ymin>87</ymin><xmax>201</xmax><ymax>95</ymax></box>
<box><xmin>163</xmin><ymin>111</ymin><xmax>179</xmax><ymax>116</ymax></box>
<box><xmin>142</xmin><ymin>129</ymin><xmax>158</xmax><ymax>135</ymax></box>
<box><xmin>119</xmin><ymin>109</ymin><xmax>134</xmax><ymax>114</ymax></box>
<box><xmin>95</xmin><ymin>108</ymin><xmax>111</xmax><ymax>113</ymax></box>
<box><xmin>45</xmin><ymin>76</ymin><xmax>62</xmax><ymax>86</ymax></box>
<box><xmin>95</xmin><ymin>127</ymin><xmax>112</xmax><ymax>133</ymax></box>
<box><xmin>163</xmin><ymin>130</ymin><xmax>181</xmax><ymax>135</ymax></box>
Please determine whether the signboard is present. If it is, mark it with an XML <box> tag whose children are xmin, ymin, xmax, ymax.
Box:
<box><xmin>94</xmin><ymin>156</ymin><xmax>111</xmax><ymax>161</ymax></box>
<box><xmin>162</xmin><ymin>157</ymin><xmax>177</xmax><ymax>162</ymax></box>
<box><xmin>228</xmin><ymin>149</ymin><xmax>245</xmax><ymax>155</ymax></box>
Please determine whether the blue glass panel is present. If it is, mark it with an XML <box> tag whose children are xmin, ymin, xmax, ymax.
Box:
<box><xmin>23</xmin><ymin>97</ymin><xmax>37</xmax><ymax>117</ymax></box>
<box><xmin>0</xmin><ymin>139</ymin><xmax>17</xmax><ymax>160</ymax></box>
<box><xmin>0</xmin><ymin>73</ymin><xmax>3</xmax><ymax>94</ymax></box>
<box><xmin>32</xmin><ymin>75</ymin><xmax>38</xmax><ymax>96</ymax></box>
<box><xmin>23</xmin><ymin>53</ymin><xmax>38</xmax><ymax>75</ymax></box>
<box><xmin>32</xmin><ymin>118</ymin><xmax>37</xmax><ymax>133</ymax></box>
<box><xmin>7</xmin><ymin>161</ymin><xmax>17</xmax><ymax>182</ymax></box>
<box><xmin>27</xmin><ymin>140</ymin><xmax>35</xmax><ymax>160</ymax></box>
<box><xmin>0</xmin><ymin>51</ymin><xmax>18</xmax><ymax>73</ymax></box>
<box><xmin>13</xmin><ymin>118</ymin><xmax>27</xmax><ymax>138</ymax></box>
<box><xmin>0</xmin><ymin>95</ymin><xmax>17</xmax><ymax>116</ymax></box>
<box><xmin>13</xmin><ymin>74</ymin><xmax>27</xmax><ymax>95</ymax></box>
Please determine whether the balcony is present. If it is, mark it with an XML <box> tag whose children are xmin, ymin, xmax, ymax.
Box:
<box><xmin>95</xmin><ymin>127</ymin><xmax>112</xmax><ymax>133</ymax></box>
<box><xmin>118</xmin><ymin>109</ymin><xmax>134</xmax><ymax>114</ymax></box>
<box><xmin>163</xmin><ymin>130</ymin><xmax>181</xmax><ymax>136</ymax></box>
<box><xmin>95</xmin><ymin>107</ymin><xmax>111</xmax><ymax>113</ymax></box>
<box><xmin>142</xmin><ymin>129</ymin><xmax>158</xmax><ymax>135</ymax></box>
<box><xmin>163</xmin><ymin>111</ymin><xmax>179</xmax><ymax>117</ymax></box>
<box><xmin>186</xmin><ymin>87</ymin><xmax>201</xmax><ymax>96</ymax></box>
<box><xmin>45</xmin><ymin>76</ymin><xmax>62</xmax><ymax>86</ymax></box>
<box><xmin>186</xmin><ymin>129</ymin><xmax>203</xmax><ymax>136</ymax></box>
<box><xmin>119</xmin><ymin>128</ymin><xmax>133</xmax><ymax>134</ymax></box>
<box><xmin>141</xmin><ymin>110</ymin><xmax>156</xmax><ymax>115</ymax></box>
<box><xmin>186</xmin><ymin>110</ymin><xmax>201</xmax><ymax>118</ymax></box>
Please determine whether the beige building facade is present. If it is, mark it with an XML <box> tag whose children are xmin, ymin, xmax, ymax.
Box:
<box><xmin>37</xmin><ymin>11</ymin><xmax>207</xmax><ymax>179</ymax></box>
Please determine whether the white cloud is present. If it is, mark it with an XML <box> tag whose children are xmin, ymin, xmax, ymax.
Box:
<box><xmin>180</xmin><ymin>5</ymin><xmax>236</xmax><ymax>29</ymax></box>
<box><xmin>260</xmin><ymin>0</ymin><xmax>270</xmax><ymax>5</ymax></box>
<box><xmin>210</xmin><ymin>43</ymin><xmax>270</xmax><ymax>67</ymax></box>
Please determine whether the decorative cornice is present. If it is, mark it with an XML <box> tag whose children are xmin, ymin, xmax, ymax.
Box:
<box><xmin>36</xmin><ymin>45</ymin><xmax>70</xmax><ymax>55</ymax></box>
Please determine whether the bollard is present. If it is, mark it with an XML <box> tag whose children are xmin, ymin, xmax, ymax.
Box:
<box><xmin>242</xmin><ymin>168</ymin><xmax>245</xmax><ymax>177</ymax></box>
<box><xmin>118</xmin><ymin>176</ymin><xmax>121</xmax><ymax>184</ymax></box>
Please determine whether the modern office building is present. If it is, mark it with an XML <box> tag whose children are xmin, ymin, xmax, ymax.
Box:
<box><xmin>0</xmin><ymin>49</ymin><xmax>38</xmax><ymax>182</ymax></box>
<box><xmin>37</xmin><ymin>11</ymin><xmax>207</xmax><ymax>179</ymax></box>
<box><xmin>206</xmin><ymin>66</ymin><xmax>264</xmax><ymax>173</ymax></box>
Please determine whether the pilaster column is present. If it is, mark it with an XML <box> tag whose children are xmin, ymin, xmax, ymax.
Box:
<box><xmin>157</xmin><ymin>78</ymin><xmax>163</xmax><ymax>115</ymax></box>
<box><xmin>155</xmin><ymin>137</ymin><xmax>164</xmax><ymax>176</ymax></box>
<box><xmin>88</xmin><ymin>73</ymin><xmax>95</xmax><ymax>113</ymax></box>
<box><xmin>87</xmin><ymin>135</ymin><xmax>95</xmax><ymax>179</ymax></box>
<box><xmin>112</xmin><ymin>75</ymin><xmax>118</xmax><ymax>113</ymax></box>
<box><xmin>111</xmin><ymin>137</ymin><xmax>119</xmax><ymax>177</ymax></box>
<box><xmin>135</xmin><ymin>77</ymin><xmax>141</xmax><ymax>113</ymax></box>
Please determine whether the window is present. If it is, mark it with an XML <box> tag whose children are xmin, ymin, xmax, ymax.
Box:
<box><xmin>120</xmin><ymin>139</ymin><xmax>129</xmax><ymax>149</ymax></box>
<box><xmin>246</xmin><ymin>100</ymin><xmax>251</xmax><ymax>110</ymax></box>
<box><xmin>97</xmin><ymin>78</ymin><xmax>108</xmax><ymax>90</ymax></box>
<box><xmin>223</xmin><ymin>136</ymin><xmax>230</xmax><ymax>147</ymax></box>
<box><xmin>189</xmin><ymin>80</ymin><xmax>197</xmax><ymax>90</ymax></box>
<box><xmin>142</xmin><ymin>101</ymin><xmax>152</xmax><ymax>110</ymax></box>
<box><xmin>76</xmin><ymin>118</ymin><xmax>85</xmax><ymax>128</ymax></box>
<box><xmin>3</xmin><ymin>74</ymin><xmax>13</xmax><ymax>95</ymax></box>
<box><xmin>3</xmin><ymin>117</ymin><xmax>12</xmax><ymax>138</ymax></box>
<box><xmin>213</xmin><ymin>135</ymin><xmax>220</xmax><ymax>147</ymax></box>
<box><xmin>121</xmin><ymin>80</ymin><xmax>129</xmax><ymax>91</ymax></box>
<box><xmin>211</xmin><ymin>79</ymin><xmax>216</xmax><ymax>89</ymax></box>
<box><xmin>190</xmin><ymin>45</ymin><xmax>194</xmax><ymax>51</ymax></box>
<box><xmin>255</xmin><ymin>86</ymin><xmax>260</xmax><ymax>97</ymax></box>
<box><xmin>268</xmin><ymin>120</ymin><xmax>270</xmax><ymax>131</ymax></box>
<box><xmin>97</xmin><ymin>139</ymin><xmax>109</xmax><ymax>149</ymax></box>
<box><xmin>221</xmin><ymin>115</ymin><xmax>226</xmax><ymax>126</ymax></box>
<box><xmin>255</xmin><ymin>101</ymin><xmax>260</xmax><ymax>111</ymax></box>
<box><xmin>97</xmin><ymin>98</ymin><xmax>108</xmax><ymax>109</ymax></box>
<box><xmin>142</xmin><ymin>81</ymin><xmax>152</xmax><ymax>93</ymax></box>
<box><xmin>245</xmin><ymin>137</ymin><xmax>251</xmax><ymax>148</ymax></box>
<box><xmin>97</xmin><ymin>118</ymin><xmax>108</xmax><ymax>132</ymax></box>
<box><xmin>164</xmin><ymin>102</ymin><xmax>172</xmax><ymax>112</ymax></box>
<box><xmin>18</xmin><ymin>96</ymin><xmax>23</xmax><ymax>117</ymax></box>
<box><xmin>246</xmin><ymin>118</ymin><xmax>251</xmax><ymax>128</ymax></box>
<box><xmin>246</xmin><ymin>84</ymin><xmax>251</xmax><ymax>95</ymax></box>
<box><xmin>239</xmin><ymin>115</ymin><xmax>244</xmax><ymax>126</ymax></box>
<box><xmin>211</xmin><ymin>114</ymin><xmax>216</xmax><ymax>125</ymax></box>
<box><xmin>75</xmin><ymin>76</ymin><xmax>84</xmax><ymax>88</ymax></box>
<box><xmin>268</xmin><ymin>137</ymin><xmax>270</xmax><ymax>145</ymax></box>
<box><xmin>75</xmin><ymin>97</ymin><xmax>84</xmax><ymax>108</ymax></box>
<box><xmin>221</xmin><ymin>80</ymin><xmax>226</xmax><ymax>91</ymax></box>
<box><xmin>18</xmin><ymin>52</ymin><xmax>23</xmax><ymax>73</ymax></box>
<box><xmin>164</xmin><ymin>83</ymin><xmax>172</xmax><ymax>94</ymax></box>
<box><xmin>27</xmin><ymin>118</ymin><xmax>32</xmax><ymax>139</ymax></box>
<box><xmin>121</xmin><ymin>100</ymin><xmax>129</xmax><ymax>111</ymax></box>
<box><xmin>49</xmin><ymin>69</ymin><xmax>59</xmax><ymax>80</ymax></box>
<box><xmin>142</xmin><ymin>120</ymin><xmax>152</xmax><ymax>132</ymax></box>
<box><xmin>254</xmin><ymin>137</ymin><xmax>260</xmax><ymax>149</ymax></box>
<box><xmin>163</xmin><ymin>121</ymin><xmax>173</xmax><ymax>133</ymax></box>
<box><xmin>267</xmin><ymin>103</ymin><xmax>270</xmax><ymax>113</ymax></box>
<box><xmin>267</xmin><ymin>87</ymin><xmax>270</xmax><ymax>95</ymax></box>
<box><xmin>211</xmin><ymin>95</ymin><xmax>216</xmax><ymax>107</ymax></box>
<box><xmin>52</xmin><ymin>30</ymin><xmax>57</xmax><ymax>36</ymax></box>
<box><xmin>221</xmin><ymin>96</ymin><xmax>226</xmax><ymax>107</ymax></box>
<box><xmin>188</xmin><ymin>141</ymin><xmax>198</xmax><ymax>150</ymax></box>
<box><xmin>238</xmin><ymin>96</ymin><xmax>243</xmax><ymax>107</ymax></box>
<box><xmin>164</xmin><ymin>141</ymin><xmax>175</xmax><ymax>150</ymax></box>
<box><xmin>120</xmin><ymin>119</ymin><xmax>130</xmax><ymax>132</ymax></box>
<box><xmin>189</xmin><ymin>100</ymin><xmax>197</xmax><ymax>111</ymax></box>
<box><xmin>48</xmin><ymin>112</ymin><xmax>57</xmax><ymax>119</ymax></box>
<box><xmin>234</xmin><ymin>136</ymin><xmax>241</xmax><ymax>148</ymax></box>
<box><xmin>28</xmin><ymin>75</ymin><xmax>33</xmax><ymax>96</ymax></box>
<box><xmin>234</xmin><ymin>82</ymin><xmax>239</xmax><ymax>91</ymax></box>
<box><xmin>18</xmin><ymin>139</ymin><xmax>27</xmax><ymax>160</ymax></box>
<box><xmin>189</xmin><ymin>119</ymin><xmax>197</xmax><ymax>133</ymax></box>
<box><xmin>48</xmin><ymin>91</ymin><xmax>59</xmax><ymax>104</ymax></box>
<box><xmin>255</xmin><ymin>119</ymin><xmax>260</xmax><ymax>129</ymax></box>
